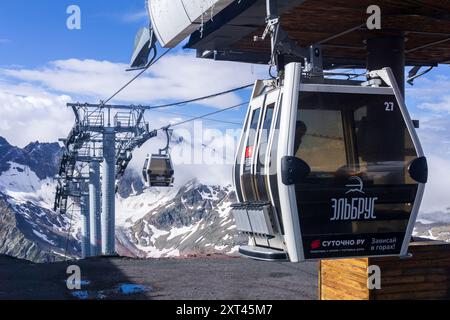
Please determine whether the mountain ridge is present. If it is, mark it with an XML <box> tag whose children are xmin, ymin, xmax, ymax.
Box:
<box><xmin>0</xmin><ymin>137</ymin><xmax>63</xmax><ymax>180</ymax></box>
<box><xmin>0</xmin><ymin>135</ymin><xmax>449</xmax><ymax>263</ymax></box>
<box><xmin>0</xmin><ymin>136</ymin><xmax>244</xmax><ymax>262</ymax></box>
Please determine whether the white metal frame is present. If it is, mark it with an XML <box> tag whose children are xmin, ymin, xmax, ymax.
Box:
<box><xmin>233</xmin><ymin>81</ymin><xmax>261</xmax><ymax>202</ymax></box>
<box><xmin>276</xmin><ymin>62</ymin><xmax>304</xmax><ymax>262</ymax></box>
<box><xmin>252</xmin><ymin>89</ymin><xmax>286</xmax><ymax>249</ymax></box>
<box><xmin>381</xmin><ymin>67</ymin><xmax>426</xmax><ymax>257</ymax></box>
<box><xmin>252</xmin><ymin>89</ymin><xmax>281</xmax><ymax>200</ymax></box>
<box><xmin>148</xmin><ymin>0</ymin><xmax>234</xmax><ymax>48</ymax></box>
<box><xmin>264</xmin><ymin>89</ymin><xmax>285</xmax><ymax>249</ymax></box>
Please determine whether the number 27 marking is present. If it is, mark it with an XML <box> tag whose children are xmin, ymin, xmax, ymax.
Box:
<box><xmin>385</xmin><ymin>102</ymin><xmax>394</xmax><ymax>112</ymax></box>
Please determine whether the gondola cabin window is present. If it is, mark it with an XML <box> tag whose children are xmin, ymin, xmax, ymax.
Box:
<box><xmin>294</xmin><ymin>108</ymin><xmax>346</xmax><ymax>175</ymax></box>
<box><xmin>294</xmin><ymin>92</ymin><xmax>418</xmax><ymax>184</ymax></box>
<box><xmin>151</xmin><ymin>158</ymin><xmax>170</xmax><ymax>172</ymax></box>
<box><xmin>255</xmin><ymin>103</ymin><xmax>275</xmax><ymax>201</ymax></box>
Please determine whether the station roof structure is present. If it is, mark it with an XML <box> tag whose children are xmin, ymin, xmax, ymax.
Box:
<box><xmin>179</xmin><ymin>0</ymin><xmax>450</xmax><ymax>69</ymax></box>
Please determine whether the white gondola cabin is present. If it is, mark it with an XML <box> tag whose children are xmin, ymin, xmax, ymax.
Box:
<box><xmin>232</xmin><ymin>62</ymin><xmax>428</xmax><ymax>262</ymax></box>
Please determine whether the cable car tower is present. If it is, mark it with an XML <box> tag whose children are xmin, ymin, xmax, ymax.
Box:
<box><xmin>55</xmin><ymin>103</ymin><xmax>157</xmax><ymax>258</ymax></box>
<box><xmin>144</xmin><ymin>0</ymin><xmax>449</xmax><ymax>262</ymax></box>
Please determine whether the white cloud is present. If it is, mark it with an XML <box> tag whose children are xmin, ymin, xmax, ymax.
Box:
<box><xmin>415</xmin><ymin>94</ymin><xmax>450</xmax><ymax>214</ymax></box>
<box><xmin>0</xmin><ymin>53</ymin><xmax>260</xmax><ymax>185</ymax></box>
<box><xmin>122</xmin><ymin>10</ymin><xmax>148</xmax><ymax>23</ymax></box>
<box><xmin>407</xmin><ymin>75</ymin><xmax>450</xmax><ymax>100</ymax></box>
<box><xmin>127</xmin><ymin>121</ymin><xmax>240</xmax><ymax>186</ymax></box>
<box><xmin>408</xmin><ymin>75</ymin><xmax>450</xmax><ymax>114</ymax></box>
<box><xmin>0</xmin><ymin>82</ymin><xmax>73</xmax><ymax>147</ymax></box>
<box><xmin>418</xmin><ymin>96</ymin><xmax>450</xmax><ymax>114</ymax></box>
<box><xmin>1</xmin><ymin>53</ymin><xmax>265</xmax><ymax>108</ymax></box>
<box><xmin>403</xmin><ymin>74</ymin><xmax>450</xmax><ymax>214</ymax></box>
<box><xmin>0</xmin><ymin>53</ymin><xmax>264</xmax><ymax>149</ymax></box>
<box><xmin>420</xmin><ymin>154</ymin><xmax>450</xmax><ymax>214</ymax></box>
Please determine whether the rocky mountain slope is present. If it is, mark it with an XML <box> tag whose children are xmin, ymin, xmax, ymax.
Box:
<box><xmin>0</xmin><ymin>191</ymin><xmax>78</xmax><ymax>262</ymax></box>
<box><xmin>117</xmin><ymin>180</ymin><xmax>245</xmax><ymax>258</ymax></box>
<box><xmin>1</xmin><ymin>135</ymin><xmax>449</xmax><ymax>263</ymax></box>
<box><xmin>0</xmin><ymin>137</ymin><xmax>63</xmax><ymax>179</ymax></box>
<box><xmin>0</xmin><ymin>136</ymin><xmax>244</xmax><ymax>262</ymax></box>
<box><xmin>0</xmin><ymin>138</ymin><xmax>79</xmax><ymax>262</ymax></box>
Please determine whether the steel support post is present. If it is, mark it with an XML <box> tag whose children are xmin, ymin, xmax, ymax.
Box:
<box><xmin>102</xmin><ymin>128</ymin><xmax>116</xmax><ymax>255</ymax></box>
<box><xmin>80</xmin><ymin>194</ymin><xmax>90</xmax><ymax>259</ymax></box>
<box><xmin>89</xmin><ymin>160</ymin><xmax>101</xmax><ymax>256</ymax></box>
<box><xmin>367</xmin><ymin>35</ymin><xmax>406</xmax><ymax>97</ymax></box>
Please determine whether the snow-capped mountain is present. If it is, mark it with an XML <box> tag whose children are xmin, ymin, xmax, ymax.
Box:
<box><xmin>1</xmin><ymin>135</ymin><xmax>449</xmax><ymax>263</ymax></box>
<box><xmin>0</xmin><ymin>136</ymin><xmax>244</xmax><ymax>262</ymax></box>
<box><xmin>0</xmin><ymin>138</ymin><xmax>79</xmax><ymax>262</ymax></box>
<box><xmin>413</xmin><ymin>209</ymin><xmax>450</xmax><ymax>242</ymax></box>
<box><xmin>0</xmin><ymin>137</ymin><xmax>63</xmax><ymax>180</ymax></box>
<box><xmin>116</xmin><ymin>180</ymin><xmax>245</xmax><ymax>258</ymax></box>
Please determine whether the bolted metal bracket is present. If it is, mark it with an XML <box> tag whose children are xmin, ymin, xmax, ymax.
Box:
<box><xmin>255</xmin><ymin>0</ymin><xmax>323</xmax><ymax>76</ymax></box>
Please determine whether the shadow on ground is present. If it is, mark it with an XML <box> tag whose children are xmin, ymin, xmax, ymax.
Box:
<box><xmin>0</xmin><ymin>255</ymin><xmax>318</xmax><ymax>300</ymax></box>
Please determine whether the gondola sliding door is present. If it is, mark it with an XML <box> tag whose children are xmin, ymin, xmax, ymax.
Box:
<box><xmin>240</xmin><ymin>96</ymin><xmax>265</xmax><ymax>202</ymax></box>
<box><xmin>233</xmin><ymin>81</ymin><xmax>265</xmax><ymax>203</ymax></box>
<box><xmin>252</xmin><ymin>90</ymin><xmax>285</xmax><ymax>250</ymax></box>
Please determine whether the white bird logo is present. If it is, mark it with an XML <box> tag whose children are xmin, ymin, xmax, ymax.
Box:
<box><xmin>345</xmin><ymin>176</ymin><xmax>365</xmax><ymax>194</ymax></box>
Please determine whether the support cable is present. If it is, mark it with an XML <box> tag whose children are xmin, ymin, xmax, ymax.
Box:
<box><xmin>163</xmin><ymin>101</ymin><xmax>249</xmax><ymax>129</ymax></box>
<box><xmin>153</xmin><ymin>109</ymin><xmax>242</xmax><ymax>126</ymax></box>
<box><xmin>150</xmin><ymin>84</ymin><xmax>254</xmax><ymax>109</ymax></box>
<box><xmin>101</xmin><ymin>48</ymin><xmax>173</xmax><ymax>106</ymax></box>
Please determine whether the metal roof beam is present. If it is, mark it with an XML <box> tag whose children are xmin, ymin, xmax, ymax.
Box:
<box><xmin>406</xmin><ymin>37</ymin><xmax>450</xmax><ymax>53</ymax></box>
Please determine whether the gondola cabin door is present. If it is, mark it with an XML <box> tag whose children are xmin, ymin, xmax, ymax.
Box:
<box><xmin>233</xmin><ymin>63</ymin><xmax>427</xmax><ymax>262</ymax></box>
<box><xmin>233</xmin><ymin>84</ymin><xmax>288</xmax><ymax>259</ymax></box>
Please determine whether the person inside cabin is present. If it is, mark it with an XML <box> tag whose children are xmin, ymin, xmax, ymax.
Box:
<box><xmin>294</xmin><ymin>120</ymin><xmax>307</xmax><ymax>155</ymax></box>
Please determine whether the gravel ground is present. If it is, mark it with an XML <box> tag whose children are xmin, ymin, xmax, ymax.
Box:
<box><xmin>0</xmin><ymin>255</ymin><xmax>318</xmax><ymax>300</ymax></box>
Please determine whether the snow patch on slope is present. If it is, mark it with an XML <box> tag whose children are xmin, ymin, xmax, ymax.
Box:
<box><xmin>0</xmin><ymin>162</ymin><xmax>56</xmax><ymax>209</ymax></box>
<box><xmin>117</xmin><ymin>186</ymin><xmax>180</xmax><ymax>226</ymax></box>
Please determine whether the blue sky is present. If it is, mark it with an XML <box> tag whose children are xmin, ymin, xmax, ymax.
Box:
<box><xmin>0</xmin><ymin>0</ymin><xmax>253</xmax><ymax>137</ymax></box>
<box><xmin>0</xmin><ymin>0</ymin><xmax>150</xmax><ymax>65</ymax></box>
<box><xmin>0</xmin><ymin>0</ymin><xmax>447</xmax><ymax>131</ymax></box>
<box><xmin>0</xmin><ymin>1</ymin><xmax>449</xmax><ymax>212</ymax></box>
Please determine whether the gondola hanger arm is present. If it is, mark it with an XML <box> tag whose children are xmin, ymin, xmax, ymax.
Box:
<box><xmin>255</xmin><ymin>0</ymin><xmax>320</xmax><ymax>75</ymax></box>
<box><xmin>367</xmin><ymin>68</ymin><xmax>393</xmax><ymax>87</ymax></box>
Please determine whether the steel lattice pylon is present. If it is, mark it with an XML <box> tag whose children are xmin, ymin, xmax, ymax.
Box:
<box><xmin>55</xmin><ymin>103</ymin><xmax>157</xmax><ymax>258</ymax></box>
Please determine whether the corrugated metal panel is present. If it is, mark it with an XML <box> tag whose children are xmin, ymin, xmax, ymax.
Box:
<box><xmin>148</xmin><ymin>0</ymin><xmax>234</xmax><ymax>48</ymax></box>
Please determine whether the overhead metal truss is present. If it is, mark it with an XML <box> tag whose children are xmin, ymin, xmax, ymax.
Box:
<box><xmin>55</xmin><ymin>103</ymin><xmax>157</xmax><ymax>214</ymax></box>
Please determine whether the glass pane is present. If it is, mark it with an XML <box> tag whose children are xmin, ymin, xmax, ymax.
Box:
<box><xmin>151</xmin><ymin>158</ymin><xmax>168</xmax><ymax>172</ymax></box>
<box><xmin>241</xmin><ymin>108</ymin><xmax>261</xmax><ymax>201</ymax></box>
<box><xmin>295</xmin><ymin>92</ymin><xmax>418</xmax><ymax>183</ymax></box>
<box><xmin>269</xmin><ymin>98</ymin><xmax>283</xmax><ymax>233</ymax></box>
<box><xmin>295</xmin><ymin>109</ymin><xmax>346</xmax><ymax>174</ymax></box>
<box><xmin>234</xmin><ymin>108</ymin><xmax>252</xmax><ymax>202</ymax></box>
<box><xmin>255</xmin><ymin>103</ymin><xmax>275</xmax><ymax>201</ymax></box>
<box><xmin>243</xmin><ymin>108</ymin><xmax>261</xmax><ymax>173</ymax></box>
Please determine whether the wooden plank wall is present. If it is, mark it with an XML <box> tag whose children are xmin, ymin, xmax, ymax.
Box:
<box><xmin>320</xmin><ymin>241</ymin><xmax>450</xmax><ymax>300</ymax></box>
